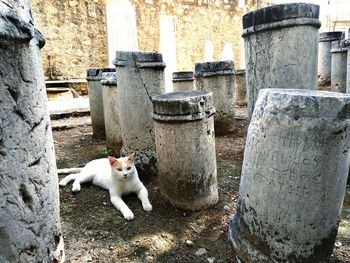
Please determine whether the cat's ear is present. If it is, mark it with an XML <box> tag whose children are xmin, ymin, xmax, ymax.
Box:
<box><xmin>108</xmin><ymin>156</ymin><xmax>118</xmax><ymax>165</ymax></box>
<box><xmin>128</xmin><ymin>153</ymin><xmax>136</xmax><ymax>162</ymax></box>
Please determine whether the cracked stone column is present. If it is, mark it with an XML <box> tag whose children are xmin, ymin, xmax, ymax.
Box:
<box><xmin>318</xmin><ymin>31</ymin><xmax>343</xmax><ymax>89</ymax></box>
<box><xmin>229</xmin><ymin>89</ymin><xmax>350</xmax><ymax>262</ymax></box>
<box><xmin>236</xmin><ymin>69</ymin><xmax>247</xmax><ymax>106</ymax></box>
<box><xmin>242</xmin><ymin>3</ymin><xmax>321</xmax><ymax>120</ymax></box>
<box><xmin>152</xmin><ymin>91</ymin><xmax>218</xmax><ymax>210</ymax></box>
<box><xmin>195</xmin><ymin>60</ymin><xmax>236</xmax><ymax>135</ymax></box>
<box><xmin>101</xmin><ymin>72</ymin><xmax>122</xmax><ymax>156</ymax></box>
<box><xmin>172</xmin><ymin>71</ymin><xmax>195</xmax><ymax>92</ymax></box>
<box><xmin>0</xmin><ymin>1</ymin><xmax>64</xmax><ymax>262</ymax></box>
<box><xmin>331</xmin><ymin>40</ymin><xmax>348</xmax><ymax>93</ymax></box>
<box><xmin>113</xmin><ymin>51</ymin><xmax>165</xmax><ymax>176</ymax></box>
<box><xmin>86</xmin><ymin>67</ymin><xmax>116</xmax><ymax>139</ymax></box>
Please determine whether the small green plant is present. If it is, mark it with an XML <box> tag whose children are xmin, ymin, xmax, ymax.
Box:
<box><xmin>103</xmin><ymin>148</ymin><xmax>112</xmax><ymax>157</ymax></box>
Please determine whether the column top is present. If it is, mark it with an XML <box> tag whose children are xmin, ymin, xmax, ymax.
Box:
<box><xmin>172</xmin><ymin>71</ymin><xmax>194</xmax><ymax>81</ymax></box>
<box><xmin>86</xmin><ymin>68</ymin><xmax>116</xmax><ymax>81</ymax></box>
<box><xmin>152</xmin><ymin>90</ymin><xmax>215</xmax><ymax>121</ymax></box>
<box><xmin>113</xmin><ymin>51</ymin><xmax>166</xmax><ymax>68</ymax></box>
<box><xmin>254</xmin><ymin>89</ymin><xmax>350</xmax><ymax>120</ymax></box>
<box><xmin>242</xmin><ymin>3</ymin><xmax>320</xmax><ymax>36</ymax></box>
<box><xmin>319</xmin><ymin>31</ymin><xmax>343</xmax><ymax>42</ymax></box>
<box><xmin>243</xmin><ymin>3</ymin><xmax>319</xmax><ymax>29</ymax></box>
<box><xmin>331</xmin><ymin>40</ymin><xmax>347</xmax><ymax>53</ymax></box>
<box><xmin>194</xmin><ymin>60</ymin><xmax>235</xmax><ymax>77</ymax></box>
<box><xmin>101</xmin><ymin>72</ymin><xmax>117</xmax><ymax>86</ymax></box>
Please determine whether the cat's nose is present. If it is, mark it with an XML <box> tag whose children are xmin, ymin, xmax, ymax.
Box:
<box><xmin>123</xmin><ymin>174</ymin><xmax>127</xmax><ymax>178</ymax></box>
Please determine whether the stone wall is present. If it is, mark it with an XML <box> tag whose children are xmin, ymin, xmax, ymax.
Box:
<box><xmin>32</xmin><ymin>0</ymin><xmax>108</xmax><ymax>80</ymax></box>
<box><xmin>32</xmin><ymin>0</ymin><xmax>263</xmax><ymax>80</ymax></box>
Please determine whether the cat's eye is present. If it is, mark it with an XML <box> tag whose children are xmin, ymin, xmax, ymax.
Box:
<box><xmin>127</xmin><ymin>167</ymin><xmax>131</xmax><ymax>170</ymax></box>
<box><xmin>117</xmin><ymin>168</ymin><xmax>122</xmax><ymax>171</ymax></box>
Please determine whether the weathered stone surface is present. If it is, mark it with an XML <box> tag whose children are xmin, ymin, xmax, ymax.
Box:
<box><xmin>152</xmin><ymin>91</ymin><xmax>218</xmax><ymax>210</ymax></box>
<box><xmin>235</xmin><ymin>69</ymin><xmax>246</xmax><ymax>106</ymax></box>
<box><xmin>242</xmin><ymin>3</ymin><xmax>321</xmax><ymax>120</ymax></box>
<box><xmin>195</xmin><ymin>60</ymin><xmax>235</xmax><ymax>135</ymax></box>
<box><xmin>172</xmin><ymin>71</ymin><xmax>195</xmax><ymax>92</ymax></box>
<box><xmin>331</xmin><ymin>40</ymin><xmax>347</xmax><ymax>93</ymax></box>
<box><xmin>0</xmin><ymin>1</ymin><xmax>64</xmax><ymax>262</ymax></box>
<box><xmin>86</xmin><ymin>67</ymin><xmax>115</xmax><ymax>139</ymax></box>
<box><xmin>101</xmin><ymin>72</ymin><xmax>122</xmax><ymax>156</ymax></box>
<box><xmin>114</xmin><ymin>51</ymin><xmax>165</xmax><ymax>176</ymax></box>
<box><xmin>229</xmin><ymin>89</ymin><xmax>350</xmax><ymax>263</ymax></box>
<box><xmin>344</xmin><ymin>38</ymin><xmax>350</xmax><ymax>93</ymax></box>
<box><xmin>318</xmin><ymin>31</ymin><xmax>343</xmax><ymax>88</ymax></box>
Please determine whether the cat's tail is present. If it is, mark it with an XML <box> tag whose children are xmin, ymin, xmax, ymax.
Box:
<box><xmin>58</xmin><ymin>169</ymin><xmax>82</xmax><ymax>187</ymax></box>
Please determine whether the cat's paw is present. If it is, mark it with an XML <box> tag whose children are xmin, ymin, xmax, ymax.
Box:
<box><xmin>58</xmin><ymin>180</ymin><xmax>67</xmax><ymax>187</ymax></box>
<box><xmin>143</xmin><ymin>203</ymin><xmax>153</xmax><ymax>212</ymax></box>
<box><xmin>72</xmin><ymin>183</ymin><xmax>81</xmax><ymax>192</ymax></box>
<box><xmin>122</xmin><ymin>210</ymin><xmax>134</xmax><ymax>221</ymax></box>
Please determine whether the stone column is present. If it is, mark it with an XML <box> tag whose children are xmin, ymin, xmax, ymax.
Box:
<box><xmin>318</xmin><ymin>31</ymin><xmax>343</xmax><ymax>89</ymax></box>
<box><xmin>113</xmin><ymin>51</ymin><xmax>165</xmax><ymax>176</ymax></box>
<box><xmin>86</xmin><ymin>67</ymin><xmax>115</xmax><ymax>139</ymax></box>
<box><xmin>331</xmin><ymin>40</ymin><xmax>348</xmax><ymax>93</ymax></box>
<box><xmin>195</xmin><ymin>60</ymin><xmax>236</xmax><ymax>135</ymax></box>
<box><xmin>0</xmin><ymin>1</ymin><xmax>64</xmax><ymax>262</ymax></box>
<box><xmin>242</xmin><ymin>3</ymin><xmax>321</xmax><ymax>120</ymax></box>
<box><xmin>345</xmin><ymin>38</ymin><xmax>350</xmax><ymax>93</ymax></box>
<box><xmin>101</xmin><ymin>72</ymin><xmax>122</xmax><ymax>156</ymax></box>
<box><xmin>152</xmin><ymin>91</ymin><xmax>218</xmax><ymax>210</ymax></box>
<box><xmin>172</xmin><ymin>71</ymin><xmax>195</xmax><ymax>92</ymax></box>
<box><xmin>235</xmin><ymin>69</ymin><xmax>247</xmax><ymax>106</ymax></box>
<box><xmin>229</xmin><ymin>89</ymin><xmax>350</xmax><ymax>262</ymax></box>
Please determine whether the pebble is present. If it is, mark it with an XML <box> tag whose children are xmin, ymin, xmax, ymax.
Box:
<box><xmin>223</xmin><ymin>205</ymin><xmax>230</xmax><ymax>211</ymax></box>
<box><xmin>195</xmin><ymin>248</ymin><xmax>207</xmax><ymax>256</ymax></box>
<box><xmin>207</xmin><ymin>257</ymin><xmax>215</xmax><ymax>263</ymax></box>
<box><xmin>186</xmin><ymin>240</ymin><xmax>194</xmax><ymax>246</ymax></box>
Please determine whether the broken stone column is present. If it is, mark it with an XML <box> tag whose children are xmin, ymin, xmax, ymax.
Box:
<box><xmin>152</xmin><ymin>91</ymin><xmax>218</xmax><ymax>210</ymax></box>
<box><xmin>101</xmin><ymin>72</ymin><xmax>122</xmax><ymax>156</ymax></box>
<box><xmin>113</xmin><ymin>51</ymin><xmax>165</xmax><ymax>176</ymax></box>
<box><xmin>229</xmin><ymin>89</ymin><xmax>350</xmax><ymax>262</ymax></box>
<box><xmin>242</xmin><ymin>3</ymin><xmax>321</xmax><ymax>120</ymax></box>
<box><xmin>195</xmin><ymin>60</ymin><xmax>235</xmax><ymax>135</ymax></box>
<box><xmin>0</xmin><ymin>1</ymin><xmax>64</xmax><ymax>262</ymax></box>
<box><xmin>86</xmin><ymin>67</ymin><xmax>116</xmax><ymax>139</ymax></box>
<box><xmin>318</xmin><ymin>31</ymin><xmax>343</xmax><ymax>89</ymax></box>
<box><xmin>172</xmin><ymin>71</ymin><xmax>195</xmax><ymax>92</ymax></box>
<box><xmin>235</xmin><ymin>69</ymin><xmax>247</xmax><ymax>106</ymax></box>
<box><xmin>331</xmin><ymin>40</ymin><xmax>348</xmax><ymax>93</ymax></box>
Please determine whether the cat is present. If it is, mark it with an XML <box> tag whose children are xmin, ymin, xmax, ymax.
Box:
<box><xmin>58</xmin><ymin>153</ymin><xmax>152</xmax><ymax>221</ymax></box>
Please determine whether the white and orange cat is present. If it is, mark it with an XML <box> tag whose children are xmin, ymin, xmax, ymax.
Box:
<box><xmin>58</xmin><ymin>153</ymin><xmax>152</xmax><ymax>220</ymax></box>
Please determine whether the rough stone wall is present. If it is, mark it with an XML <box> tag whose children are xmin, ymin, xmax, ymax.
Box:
<box><xmin>32</xmin><ymin>0</ymin><xmax>108</xmax><ymax>80</ymax></box>
<box><xmin>32</xmin><ymin>0</ymin><xmax>262</xmax><ymax>80</ymax></box>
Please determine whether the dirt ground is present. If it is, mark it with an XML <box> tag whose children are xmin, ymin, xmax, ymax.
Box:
<box><xmin>53</xmin><ymin>118</ymin><xmax>350</xmax><ymax>263</ymax></box>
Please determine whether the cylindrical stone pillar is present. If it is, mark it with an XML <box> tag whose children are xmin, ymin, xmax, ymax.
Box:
<box><xmin>152</xmin><ymin>91</ymin><xmax>218</xmax><ymax>210</ymax></box>
<box><xmin>0</xmin><ymin>1</ymin><xmax>64</xmax><ymax>262</ymax></box>
<box><xmin>235</xmin><ymin>69</ymin><xmax>247</xmax><ymax>106</ymax></box>
<box><xmin>194</xmin><ymin>60</ymin><xmax>236</xmax><ymax>135</ymax></box>
<box><xmin>318</xmin><ymin>31</ymin><xmax>343</xmax><ymax>89</ymax></box>
<box><xmin>101</xmin><ymin>72</ymin><xmax>122</xmax><ymax>156</ymax></box>
<box><xmin>331</xmin><ymin>40</ymin><xmax>348</xmax><ymax>93</ymax></box>
<box><xmin>345</xmin><ymin>38</ymin><xmax>350</xmax><ymax>93</ymax></box>
<box><xmin>172</xmin><ymin>71</ymin><xmax>195</xmax><ymax>92</ymax></box>
<box><xmin>229</xmin><ymin>89</ymin><xmax>350</xmax><ymax>262</ymax></box>
<box><xmin>86</xmin><ymin>67</ymin><xmax>116</xmax><ymax>139</ymax></box>
<box><xmin>242</xmin><ymin>3</ymin><xmax>321</xmax><ymax>120</ymax></box>
<box><xmin>113</xmin><ymin>51</ymin><xmax>166</xmax><ymax>176</ymax></box>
